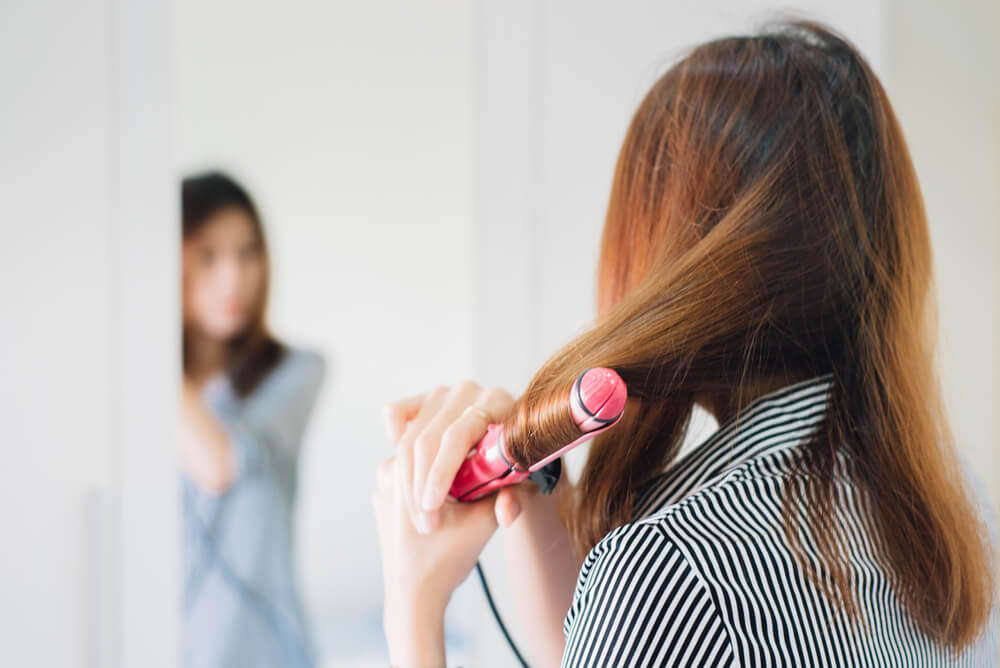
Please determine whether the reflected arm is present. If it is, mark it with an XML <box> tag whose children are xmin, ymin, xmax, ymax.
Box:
<box><xmin>179</xmin><ymin>379</ymin><xmax>235</xmax><ymax>494</ymax></box>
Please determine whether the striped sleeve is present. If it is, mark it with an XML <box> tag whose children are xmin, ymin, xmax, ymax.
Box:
<box><xmin>561</xmin><ymin>523</ymin><xmax>734</xmax><ymax>667</ymax></box>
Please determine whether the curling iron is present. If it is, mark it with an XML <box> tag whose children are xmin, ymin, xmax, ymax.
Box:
<box><xmin>450</xmin><ymin>367</ymin><xmax>627</xmax><ymax>502</ymax></box>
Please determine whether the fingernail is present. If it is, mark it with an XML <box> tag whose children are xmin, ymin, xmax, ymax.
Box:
<box><xmin>415</xmin><ymin>513</ymin><xmax>431</xmax><ymax>535</ymax></box>
<box><xmin>421</xmin><ymin>483</ymin><xmax>440</xmax><ymax>512</ymax></box>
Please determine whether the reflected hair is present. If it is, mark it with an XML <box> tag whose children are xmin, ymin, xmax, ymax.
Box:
<box><xmin>181</xmin><ymin>171</ymin><xmax>284</xmax><ymax>397</ymax></box>
<box><xmin>501</xmin><ymin>19</ymin><xmax>993</xmax><ymax>650</ymax></box>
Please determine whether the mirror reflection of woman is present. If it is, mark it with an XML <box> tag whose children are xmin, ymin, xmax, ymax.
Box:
<box><xmin>180</xmin><ymin>172</ymin><xmax>324</xmax><ymax>668</ymax></box>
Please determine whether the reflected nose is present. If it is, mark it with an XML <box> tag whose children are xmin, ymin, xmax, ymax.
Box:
<box><xmin>214</xmin><ymin>256</ymin><xmax>241</xmax><ymax>292</ymax></box>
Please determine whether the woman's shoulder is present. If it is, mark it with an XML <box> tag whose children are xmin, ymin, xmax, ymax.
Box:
<box><xmin>566</xmin><ymin>484</ymin><xmax>760</xmax><ymax>635</ymax></box>
<box><xmin>265</xmin><ymin>345</ymin><xmax>327</xmax><ymax>391</ymax></box>
<box><xmin>566</xmin><ymin>520</ymin><xmax>672</xmax><ymax>622</ymax></box>
<box><xmin>578</xmin><ymin>470</ymin><xmax>781</xmax><ymax>589</ymax></box>
<box><xmin>278</xmin><ymin>345</ymin><xmax>327</xmax><ymax>378</ymax></box>
<box><xmin>563</xmin><ymin>513</ymin><xmax>737</xmax><ymax>665</ymax></box>
<box><xmin>573</xmin><ymin>518</ymin><xmax>671</xmax><ymax>601</ymax></box>
<box><xmin>582</xmin><ymin>492</ymin><xmax>717</xmax><ymax>574</ymax></box>
<box><xmin>243</xmin><ymin>344</ymin><xmax>328</xmax><ymax>412</ymax></box>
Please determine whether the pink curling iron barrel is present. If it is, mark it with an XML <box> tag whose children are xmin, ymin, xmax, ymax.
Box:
<box><xmin>449</xmin><ymin>368</ymin><xmax>627</xmax><ymax>502</ymax></box>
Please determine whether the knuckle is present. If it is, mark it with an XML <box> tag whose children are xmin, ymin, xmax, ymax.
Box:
<box><xmin>442</xmin><ymin>426</ymin><xmax>470</xmax><ymax>455</ymax></box>
<box><xmin>375</xmin><ymin>457</ymin><xmax>393</xmax><ymax>485</ymax></box>
<box><xmin>456</xmin><ymin>379</ymin><xmax>480</xmax><ymax>395</ymax></box>
<box><xmin>486</xmin><ymin>385</ymin><xmax>514</xmax><ymax>405</ymax></box>
<box><xmin>396</xmin><ymin>428</ymin><xmax>415</xmax><ymax>451</ymax></box>
<box><xmin>440</xmin><ymin>423</ymin><xmax>460</xmax><ymax>446</ymax></box>
<box><xmin>413</xmin><ymin>434</ymin><xmax>432</xmax><ymax>458</ymax></box>
<box><xmin>426</xmin><ymin>474</ymin><xmax>444</xmax><ymax>498</ymax></box>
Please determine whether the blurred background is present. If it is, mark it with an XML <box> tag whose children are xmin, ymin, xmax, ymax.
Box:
<box><xmin>1</xmin><ymin>0</ymin><xmax>996</xmax><ymax>666</ymax></box>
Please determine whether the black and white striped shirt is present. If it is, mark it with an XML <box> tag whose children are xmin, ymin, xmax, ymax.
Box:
<box><xmin>561</xmin><ymin>374</ymin><xmax>999</xmax><ymax>666</ymax></box>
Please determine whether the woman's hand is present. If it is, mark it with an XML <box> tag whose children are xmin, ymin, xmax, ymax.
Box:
<box><xmin>374</xmin><ymin>382</ymin><xmax>528</xmax><ymax>666</ymax></box>
<box><xmin>373</xmin><ymin>454</ymin><xmax>499</xmax><ymax>666</ymax></box>
<box><xmin>382</xmin><ymin>383</ymin><xmax>523</xmax><ymax>534</ymax></box>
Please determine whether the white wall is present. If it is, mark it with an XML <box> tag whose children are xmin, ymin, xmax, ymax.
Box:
<box><xmin>117</xmin><ymin>1</ymin><xmax>179</xmax><ymax>666</ymax></box>
<box><xmin>886</xmin><ymin>0</ymin><xmax>999</xmax><ymax>513</ymax></box>
<box><xmin>0</xmin><ymin>3</ymin><xmax>115</xmax><ymax>664</ymax></box>
<box><xmin>0</xmin><ymin>1</ymin><xmax>177</xmax><ymax>667</ymax></box>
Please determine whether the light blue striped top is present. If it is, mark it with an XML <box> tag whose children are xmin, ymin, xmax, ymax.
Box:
<box><xmin>182</xmin><ymin>347</ymin><xmax>325</xmax><ymax>668</ymax></box>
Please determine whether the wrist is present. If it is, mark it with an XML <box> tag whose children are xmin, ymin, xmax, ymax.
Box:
<box><xmin>384</xmin><ymin>591</ymin><xmax>448</xmax><ymax>668</ymax></box>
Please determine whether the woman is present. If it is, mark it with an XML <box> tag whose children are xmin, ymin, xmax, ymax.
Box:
<box><xmin>373</xmin><ymin>20</ymin><xmax>998</xmax><ymax>667</ymax></box>
<box><xmin>180</xmin><ymin>171</ymin><xmax>325</xmax><ymax>668</ymax></box>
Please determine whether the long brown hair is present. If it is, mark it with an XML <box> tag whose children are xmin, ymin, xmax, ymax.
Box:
<box><xmin>502</xmin><ymin>19</ymin><xmax>993</xmax><ymax>649</ymax></box>
<box><xmin>182</xmin><ymin>171</ymin><xmax>284</xmax><ymax>397</ymax></box>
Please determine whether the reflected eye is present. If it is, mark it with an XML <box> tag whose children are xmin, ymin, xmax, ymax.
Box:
<box><xmin>239</xmin><ymin>242</ymin><xmax>261</xmax><ymax>264</ymax></box>
<box><xmin>199</xmin><ymin>247</ymin><xmax>215</xmax><ymax>267</ymax></box>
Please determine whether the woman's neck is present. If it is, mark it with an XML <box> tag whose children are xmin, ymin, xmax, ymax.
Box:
<box><xmin>186</xmin><ymin>331</ymin><xmax>227</xmax><ymax>386</ymax></box>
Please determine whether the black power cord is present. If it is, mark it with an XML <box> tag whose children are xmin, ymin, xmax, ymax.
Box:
<box><xmin>475</xmin><ymin>561</ymin><xmax>529</xmax><ymax>667</ymax></box>
<box><xmin>468</xmin><ymin>459</ymin><xmax>565</xmax><ymax>666</ymax></box>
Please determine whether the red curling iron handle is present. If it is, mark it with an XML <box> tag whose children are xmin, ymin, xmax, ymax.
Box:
<box><xmin>449</xmin><ymin>367</ymin><xmax>627</xmax><ymax>502</ymax></box>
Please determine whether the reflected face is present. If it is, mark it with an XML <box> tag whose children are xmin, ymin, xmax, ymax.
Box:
<box><xmin>182</xmin><ymin>208</ymin><xmax>266</xmax><ymax>341</ymax></box>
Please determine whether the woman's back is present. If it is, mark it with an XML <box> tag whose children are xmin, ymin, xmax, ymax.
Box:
<box><xmin>561</xmin><ymin>375</ymin><xmax>999</xmax><ymax>667</ymax></box>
